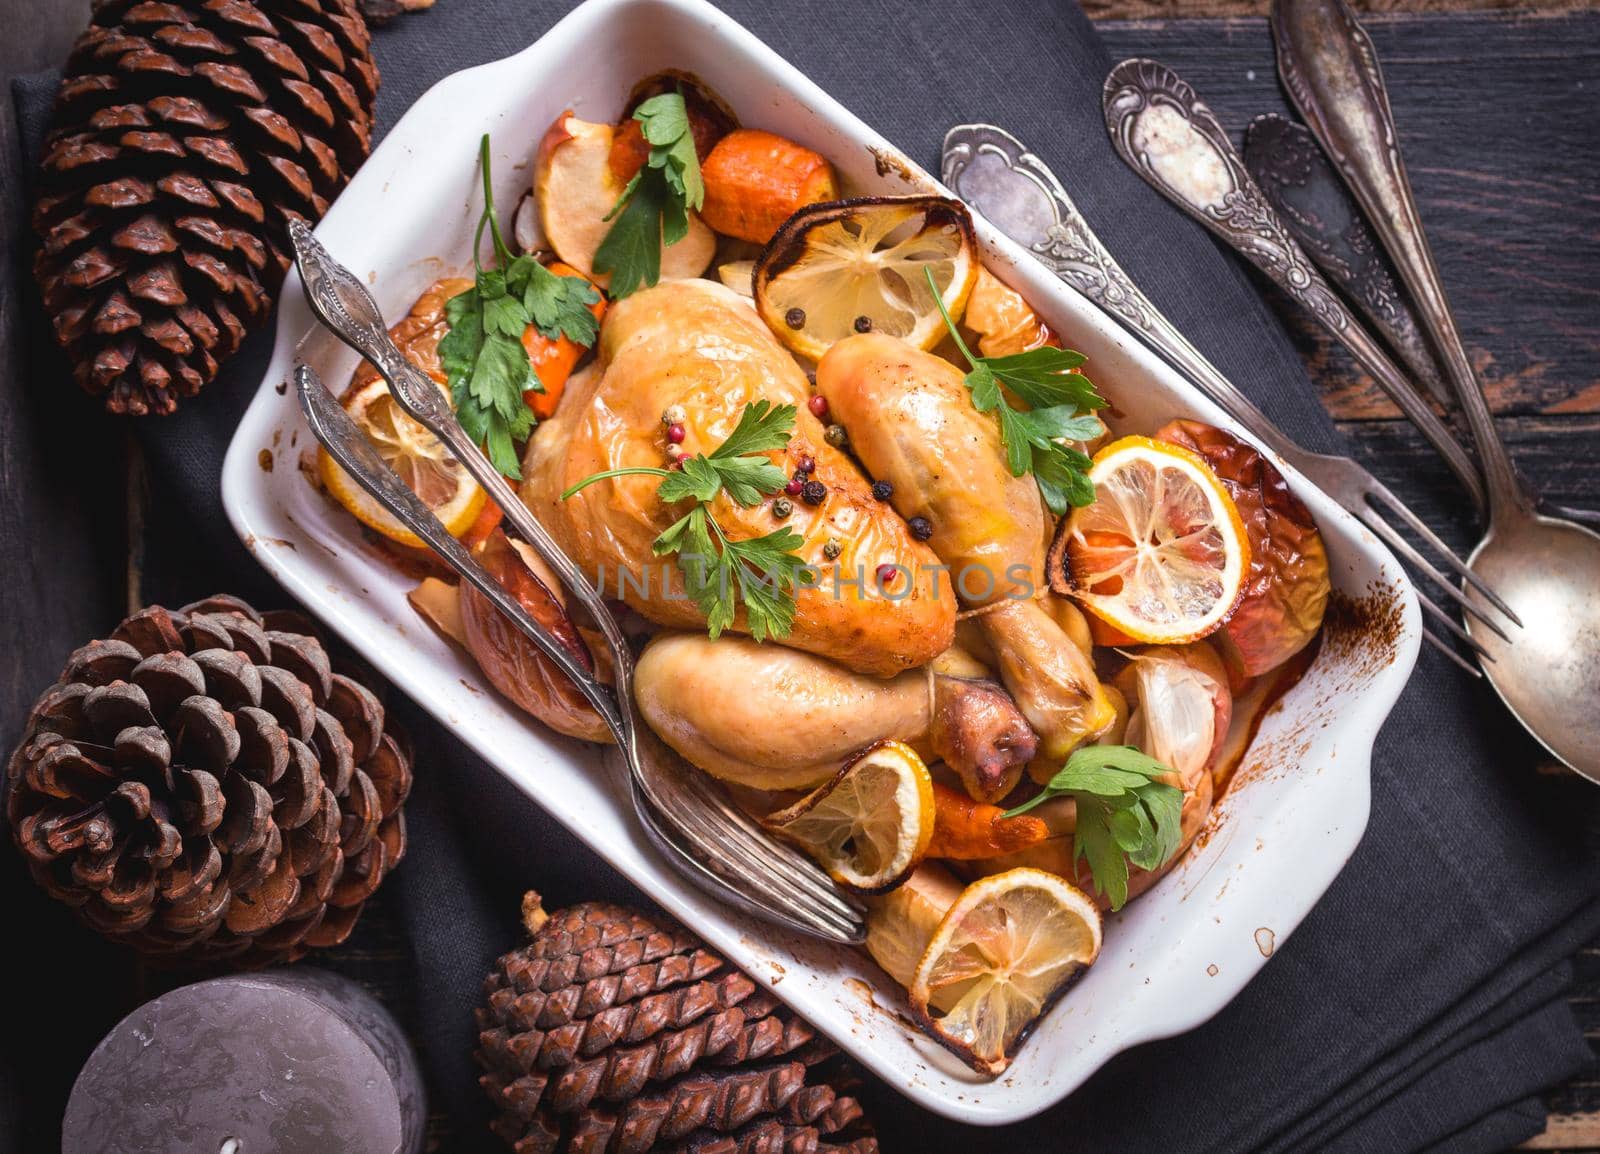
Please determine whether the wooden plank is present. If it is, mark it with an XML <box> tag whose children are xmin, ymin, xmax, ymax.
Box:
<box><xmin>1089</xmin><ymin>0</ymin><xmax>1600</xmax><ymax>20</ymax></box>
<box><xmin>1524</xmin><ymin>1116</ymin><xmax>1600</xmax><ymax>1151</ymax></box>
<box><xmin>1096</xmin><ymin>11</ymin><xmax>1600</xmax><ymax>421</ymax></box>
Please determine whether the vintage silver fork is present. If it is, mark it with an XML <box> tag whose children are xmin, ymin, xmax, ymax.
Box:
<box><xmin>942</xmin><ymin>123</ymin><xmax>1511</xmax><ymax>673</ymax></box>
<box><xmin>1099</xmin><ymin>65</ymin><xmax>1525</xmax><ymax>641</ymax></box>
<box><xmin>287</xmin><ymin>222</ymin><xmax>863</xmax><ymax>943</ymax></box>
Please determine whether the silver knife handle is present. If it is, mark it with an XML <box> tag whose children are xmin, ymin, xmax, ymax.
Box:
<box><xmin>293</xmin><ymin>363</ymin><xmax>625</xmax><ymax>738</ymax></box>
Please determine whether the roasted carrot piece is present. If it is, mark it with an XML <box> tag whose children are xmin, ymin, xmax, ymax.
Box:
<box><xmin>927</xmin><ymin>779</ymin><xmax>1051</xmax><ymax>860</ymax></box>
<box><xmin>458</xmin><ymin>498</ymin><xmax>504</xmax><ymax>551</ymax></box>
<box><xmin>607</xmin><ymin>96</ymin><xmax>730</xmax><ymax>185</ymax></box>
<box><xmin>699</xmin><ymin>129</ymin><xmax>838</xmax><ymax>244</ymax></box>
<box><xmin>520</xmin><ymin>261</ymin><xmax>606</xmax><ymax>419</ymax></box>
<box><xmin>607</xmin><ymin>118</ymin><xmax>651</xmax><ymax>185</ymax></box>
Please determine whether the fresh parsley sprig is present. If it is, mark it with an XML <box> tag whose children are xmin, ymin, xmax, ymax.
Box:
<box><xmin>927</xmin><ymin>267</ymin><xmax>1107</xmax><ymax>514</ymax></box>
<box><xmin>593</xmin><ymin>90</ymin><xmax>705</xmax><ymax>299</ymax></box>
<box><xmin>1005</xmin><ymin>745</ymin><xmax>1184</xmax><ymax>911</ymax></box>
<box><xmin>560</xmin><ymin>401</ymin><xmax>807</xmax><ymax>641</ymax></box>
<box><xmin>438</xmin><ymin>134</ymin><xmax>602</xmax><ymax>478</ymax></box>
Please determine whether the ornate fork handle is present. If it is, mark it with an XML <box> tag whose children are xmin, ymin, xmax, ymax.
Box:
<box><xmin>1102</xmin><ymin>58</ymin><xmax>1486</xmax><ymax>515</ymax></box>
<box><xmin>287</xmin><ymin>221</ymin><xmax>641</xmax><ymax>741</ymax></box>
<box><xmin>944</xmin><ymin>126</ymin><xmax>1316</xmax><ymax>469</ymax></box>
<box><xmin>293</xmin><ymin>362</ymin><xmax>624</xmax><ymax>737</ymax></box>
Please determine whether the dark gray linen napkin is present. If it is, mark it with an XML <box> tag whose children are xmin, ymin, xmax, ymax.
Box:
<box><xmin>11</xmin><ymin>0</ymin><xmax>1600</xmax><ymax>1151</ymax></box>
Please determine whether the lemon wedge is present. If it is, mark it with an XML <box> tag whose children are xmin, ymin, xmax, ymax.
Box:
<box><xmin>764</xmin><ymin>740</ymin><xmax>935</xmax><ymax>893</ymax></box>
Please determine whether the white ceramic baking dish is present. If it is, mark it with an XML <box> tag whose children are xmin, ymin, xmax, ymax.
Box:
<box><xmin>220</xmin><ymin>0</ymin><xmax>1420</xmax><ymax>1124</ymax></box>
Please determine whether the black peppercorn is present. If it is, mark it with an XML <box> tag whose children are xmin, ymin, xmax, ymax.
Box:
<box><xmin>772</xmin><ymin>497</ymin><xmax>794</xmax><ymax>519</ymax></box>
<box><xmin>908</xmin><ymin>515</ymin><xmax>934</xmax><ymax>541</ymax></box>
<box><xmin>871</xmin><ymin>479</ymin><xmax>893</xmax><ymax>502</ymax></box>
<box><xmin>800</xmin><ymin>479</ymin><xmax>827</xmax><ymax>506</ymax></box>
<box><xmin>785</xmin><ymin>307</ymin><xmax>806</xmax><ymax>329</ymax></box>
<box><xmin>853</xmin><ymin>315</ymin><xmax>873</xmax><ymax>334</ymax></box>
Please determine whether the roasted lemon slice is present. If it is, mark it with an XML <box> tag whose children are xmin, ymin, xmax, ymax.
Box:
<box><xmin>764</xmin><ymin>740</ymin><xmax>935</xmax><ymax>893</ymax></box>
<box><xmin>910</xmin><ymin>868</ymin><xmax>1102</xmax><ymax>1076</ymax></box>
<box><xmin>753</xmin><ymin>195</ymin><xmax>978</xmax><ymax>361</ymax></box>
<box><xmin>1060</xmin><ymin>435</ymin><xmax>1250</xmax><ymax>645</ymax></box>
<box><xmin>318</xmin><ymin>378</ymin><xmax>486</xmax><ymax>548</ymax></box>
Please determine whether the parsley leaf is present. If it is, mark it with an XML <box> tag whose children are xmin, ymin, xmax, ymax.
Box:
<box><xmin>927</xmin><ymin>268</ymin><xmax>1107</xmax><ymax>516</ymax></box>
<box><xmin>1004</xmin><ymin>745</ymin><xmax>1184</xmax><ymax>911</ymax></box>
<box><xmin>507</xmin><ymin>254</ymin><xmax>601</xmax><ymax>345</ymax></box>
<box><xmin>593</xmin><ymin>91</ymin><xmax>705</xmax><ymax>299</ymax></box>
<box><xmin>439</xmin><ymin>135</ymin><xmax>600</xmax><ymax>479</ymax></box>
<box><xmin>560</xmin><ymin>402</ymin><xmax>804</xmax><ymax>641</ymax></box>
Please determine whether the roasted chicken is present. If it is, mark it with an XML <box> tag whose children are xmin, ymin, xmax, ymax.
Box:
<box><xmin>522</xmin><ymin>281</ymin><xmax>955</xmax><ymax>678</ymax></box>
<box><xmin>815</xmin><ymin>333</ymin><xmax>1117</xmax><ymax>767</ymax></box>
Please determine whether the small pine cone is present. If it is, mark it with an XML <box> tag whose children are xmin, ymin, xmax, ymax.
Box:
<box><xmin>32</xmin><ymin>0</ymin><xmax>378</xmax><ymax>415</ymax></box>
<box><xmin>4</xmin><ymin>595</ymin><xmax>411</xmax><ymax>966</ymax></box>
<box><xmin>476</xmin><ymin>897</ymin><xmax>877</xmax><ymax>1154</ymax></box>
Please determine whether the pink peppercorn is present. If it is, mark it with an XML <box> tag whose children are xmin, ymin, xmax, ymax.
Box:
<box><xmin>808</xmin><ymin>395</ymin><xmax>829</xmax><ymax>420</ymax></box>
<box><xmin>876</xmin><ymin>563</ymin><xmax>899</xmax><ymax>587</ymax></box>
<box><xmin>666</xmin><ymin>423</ymin><xmax>687</xmax><ymax>444</ymax></box>
<box><xmin>785</xmin><ymin>477</ymin><xmax>804</xmax><ymax>496</ymax></box>
<box><xmin>797</xmin><ymin>455</ymin><xmax>815</xmax><ymax>474</ymax></box>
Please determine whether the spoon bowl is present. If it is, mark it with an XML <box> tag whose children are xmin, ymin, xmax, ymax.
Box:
<box><xmin>1465</xmin><ymin>516</ymin><xmax>1600</xmax><ymax>779</ymax></box>
<box><xmin>1274</xmin><ymin>0</ymin><xmax>1600</xmax><ymax>776</ymax></box>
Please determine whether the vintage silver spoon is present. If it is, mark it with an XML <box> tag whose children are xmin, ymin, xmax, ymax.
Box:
<box><xmin>1272</xmin><ymin>0</ymin><xmax>1600</xmax><ymax>779</ymax></box>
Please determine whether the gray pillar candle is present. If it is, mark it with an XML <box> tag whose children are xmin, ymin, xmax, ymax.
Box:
<box><xmin>63</xmin><ymin>968</ymin><xmax>426</xmax><ymax>1154</ymax></box>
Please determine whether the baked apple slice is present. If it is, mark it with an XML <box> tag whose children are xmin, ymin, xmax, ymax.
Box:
<box><xmin>534</xmin><ymin>113</ymin><xmax>715</xmax><ymax>287</ymax></box>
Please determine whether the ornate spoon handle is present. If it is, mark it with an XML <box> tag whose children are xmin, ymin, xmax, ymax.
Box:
<box><xmin>1270</xmin><ymin>0</ymin><xmax>1527</xmax><ymax>516</ymax></box>
<box><xmin>1242</xmin><ymin>113</ymin><xmax>1448</xmax><ymax>408</ymax></box>
<box><xmin>1102</xmin><ymin>57</ymin><xmax>1486</xmax><ymax>516</ymax></box>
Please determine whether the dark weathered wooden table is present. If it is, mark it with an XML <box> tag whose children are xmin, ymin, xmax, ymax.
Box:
<box><xmin>2</xmin><ymin>1</ymin><xmax>1597</xmax><ymax>1150</ymax></box>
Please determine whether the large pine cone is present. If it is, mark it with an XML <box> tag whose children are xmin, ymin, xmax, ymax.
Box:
<box><xmin>32</xmin><ymin>0</ymin><xmax>378</xmax><ymax>415</ymax></box>
<box><xmin>4</xmin><ymin>594</ymin><xmax>410</xmax><ymax>966</ymax></box>
<box><xmin>477</xmin><ymin>895</ymin><xmax>879</xmax><ymax>1154</ymax></box>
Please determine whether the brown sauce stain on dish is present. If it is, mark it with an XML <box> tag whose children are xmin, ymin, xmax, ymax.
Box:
<box><xmin>844</xmin><ymin>976</ymin><xmax>878</xmax><ymax>1008</ymax></box>
<box><xmin>869</xmin><ymin>145</ymin><xmax>926</xmax><ymax>187</ymax></box>
<box><xmin>1190</xmin><ymin>577</ymin><xmax>1404</xmax><ymax>859</ymax></box>
<box><xmin>1320</xmin><ymin>580</ymin><xmax>1404</xmax><ymax>674</ymax></box>
<box><xmin>1216</xmin><ymin>578</ymin><xmax>1405</xmax><ymax>798</ymax></box>
<box><xmin>1255</xmin><ymin>927</ymin><xmax>1276</xmax><ymax>957</ymax></box>
<box><xmin>258</xmin><ymin>448</ymin><xmax>274</xmax><ymax>472</ymax></box>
